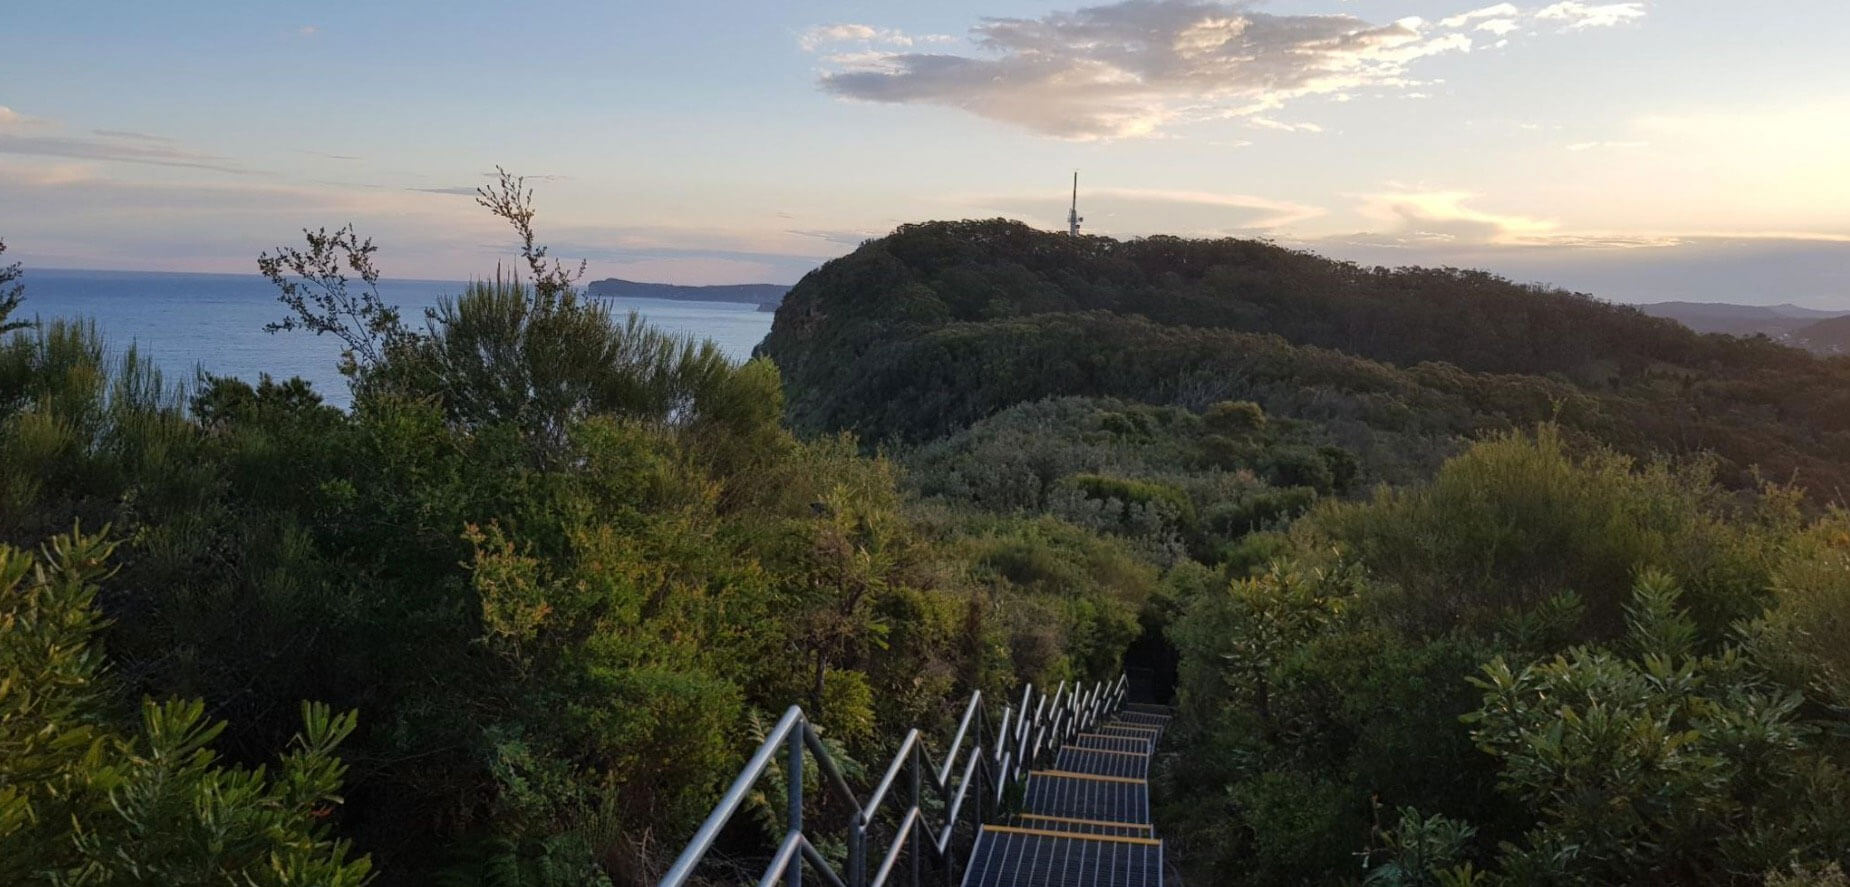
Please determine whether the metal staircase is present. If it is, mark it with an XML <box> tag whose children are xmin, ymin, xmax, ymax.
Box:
<box><xmin>962</xmin><ymin>702</ymin><xmax>1171</xmax><ymax>887</ymax></box>
<box><xmin>658</xmin><ymin>677</ymin><xmax>1171</xmax><ymax>887</ymax></box>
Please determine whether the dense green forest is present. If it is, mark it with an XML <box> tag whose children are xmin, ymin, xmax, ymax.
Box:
<box><xmin>4</xmin><ymin>208</ymin><xmax>1850</xmax><ymax>886</ymax></box>
<box><xmin>764</xmin><ymin>221</ymin><xmax>1850</xmax><ymax>885</ymax></box>
<box><xmin>0</xmin><ymin>199</ymin><xmax>1152</xmax><ymax>884</ymax></box>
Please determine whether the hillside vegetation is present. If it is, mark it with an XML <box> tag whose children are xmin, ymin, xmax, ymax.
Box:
<box><xmin>762</xmin><ymin>220</ymin><xmax>1850</xmax><ymax>885</ymax></box>
<box><xmin>4</xmin><ymin>211</ymin><xmax>1850</xmax><ymax>887</ymax></box>
<box><xmin>0</xmin><ymin>203</ymin><xmax>1152</xmax><ymax>885</ymax></box>
<box><xmin>763</xmin><ymin>219</ymin><xmax>1850</xmax><ymax>496</ymax></box>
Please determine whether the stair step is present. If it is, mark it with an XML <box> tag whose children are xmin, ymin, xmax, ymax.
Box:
<box><xmin>1123</xmin><ymin>703</ymin><xmax>1174</xmax><ymax>716</ymax></box>
<box><xmin>963</xmin><ymin>701</ymin><xmax>1167</xmax><ymax>887</ymax></box>
<box><xmin>1096</xmin><ymin>724</ymin><xmax>1161</xmax><ymax>741</ymax></box>
<box><xmin>1012</xmin><ymin>814</ymin><xmax>1153</xmax><ymax>838</ymax></box>
<box><xmin>1069</xmin><ymin>733</ymin><xmax>1152</xmax><ymax>754</ymax></box>
<box><xmin>1023</xmin><ymin>771</ymin><xmax>1150</xmax><ymax>824</ymax></box>
<box><xmin>962</xmin><ymin>826</ymin><xmax>1163</xmax><ymax>887</ymax></box>
<box><xmin>1114</xmin><ymin>711</ymin><xmax>1172</xmax><ymax>727</ymax></box>
<box><xmin>1054</xmin><ymin>746</ymin><xmax>1150</xmax><ymax>780</ymax></box>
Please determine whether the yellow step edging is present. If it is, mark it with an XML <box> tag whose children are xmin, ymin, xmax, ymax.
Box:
<box><xmin>1017</xmin><ymin>813</ymin><xmax>1153</xmax><ymax>831</ymax></box>
<box><xmin>1058</xmin><ymin>746</ymin><xmax>1149</xmax><ymax>758</ymax></box>
<box><xmin>1032</xmin><ymin>769</ymin><xmax>1147</xmax><ymax>785</ymax></box>
<box><xmin>983</xmin><ymin>825</ymin><xmax>1161</xmax><ymax>847</ymax></box>
<box><xmin>1074</xmin><ymin>732</ymin><xmax>1151</xmax><ymax>743</ymax></box>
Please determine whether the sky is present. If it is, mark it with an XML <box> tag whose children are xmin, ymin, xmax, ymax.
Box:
<box><xmin>2</xmin><ymin>0</ymin><xmax>1848</xmax><ymax>306</ymax></box>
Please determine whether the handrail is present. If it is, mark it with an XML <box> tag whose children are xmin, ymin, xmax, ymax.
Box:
<box><xmin>861</xmin><ymin>729</ymin><xmax>919</xmax><ymax>820</ymax></box>
<box><xmin>658</xmin><ymin>674</ymin><xmax>1127</xmax><ymax>887</ymax></box>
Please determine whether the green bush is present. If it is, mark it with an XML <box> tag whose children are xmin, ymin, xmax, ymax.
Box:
<box><xmin>1203</xmin><ymin>399</ymin><xmax>1266</xmax><ymax>433</ymax></box>
<box><xmin>1164</xmin><ymin>430</ymin><xmax>1850</xmax><ymax>886</ymax></box>
<box><xmin>1466</xmin><ymin>573</ymin><xmax>1850</xmax><ymax>882</ymax></box>
<box><xmin>0</xmin><ymin>529</ymin><xmax>371</xmax><ymax>886</ymax></box>
<box><xmin>1303</xmin><ymin>426</ymin><xmax>1786</xmax><ymax>641</ymax></box>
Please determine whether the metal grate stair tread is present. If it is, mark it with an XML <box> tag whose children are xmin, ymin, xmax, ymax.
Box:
<box><xmin>961</xmin><ymin>827</ymin><xmax>1163</xmax><ymax>887</ymax></box>
<box><xmin>970</xmin><ymin>681</ymin><xmax>1169</xmax><ymax>887</ymax></box>
<box><xmin>1052</xmin><ymin>747</ymin><xmax>1151</xmax><ymax>780</ymax></box>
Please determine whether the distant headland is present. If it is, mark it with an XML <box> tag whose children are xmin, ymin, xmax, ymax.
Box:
<box><xmin>584</xmin><ymin>277</ymin><xmax>788</xmax><ymax>310</ymax></box>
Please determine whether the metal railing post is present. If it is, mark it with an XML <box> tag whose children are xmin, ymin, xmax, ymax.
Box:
<box><xmin>788</xmin><ymin>722</ymin><xmax>805</xmax><ymax>887</ymax></box>
<box><xmin>975</xmin><ymin>711</ymin><xmax>989</xmax><ymax>828</ymax></box>
<box><xmin>849</xmin><ymin>814</ymin><xmax>866</xmax><ymax>887</ymax></box>
<box><xmin>909</xmin><ymin>743</ymin><xmax>923</xmax><ymax>887</ymax></box>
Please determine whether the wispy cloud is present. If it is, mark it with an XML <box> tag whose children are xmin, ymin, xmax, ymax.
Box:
<box><xmin>296</xmin><ymin>25</ymin><xmax>319</xmax><ymax>38</ymax></box>
<box><xmin>407</xmin><ymin>186</ymin><xmax>480</xmax><ymax>196</ymax></box>
<box><xmin>1351</xmin><ymin>189</ymin><xmax>1560</xmax><ymax>245</ymax></box>
<box><xmin>1534</xmin><ymin>2</ymin><xmax>1647</xmax><ymax>30</ymax></box>
<box><xmin>786</xmin><ymin>228</ymin><xmax>878</xmax><ymax>247</ymax></box>
<box><xmin>810</xmin><ymin>1</ymin><xmax>1474</xmax><ymax>139</ymax></box>
<box><xmin>1440</xmin><ymin>3</ymin><xmax>1521</xmax><ymax>28</ymax></box>
<box><xmin>960</xmin><ymin>186</ymin><xmax>1326</xmax><ymax>232</ymax></box>
<box><xmin>0</xmin><ymin>111</ymin><xmax>247</xmax><ymax>174</ymax></box>
<box><xmin>0</xmin><ymin>106</ymin><xmax>48</xmax><ymax>127</ymax></box>
<box><xmin>1307</xmin><ymin>231</ymin><xmax>1850</xmax><ymax>308</ymax></box>
<box><xmin>0</xmin><ymin>134</ymin><xmax>247</xmax><ymax>173</ymax></box>
<box><xmin>799</xmin><ymin>23</ymin><xmax>952</xmax><ymax>52</ymax></box>
<box><xmin>91</xmin><ymin>128</ymin><xmax>174</xmax><ymax>142</ymax></box>
<box><xmin>1566</xmin><ymin>140</ymin><xmax>1649</xmax><ymax>151</ymax></box>
<box><xmin>806</xmin><ymin>1</ymin><xmax>1659</xmax><ymax>138</ymax></box>
<box><xmin>1249</xmin><ymin>117</ymin><xmax>1325</xmax><ymax>133</ymax></box>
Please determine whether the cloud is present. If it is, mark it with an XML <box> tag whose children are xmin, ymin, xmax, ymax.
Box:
<box><xmin>407</xmin><ymin>186</ymin><xmax>481</xmax><ymax>196</ymax></box>
<box><xmin>1475</xmin><ymin>18</ymin><xmax>1521</xmax><ymax>36</ymax></box>
<box><xmin>1565</xmin><ymin>140</ymin><xmax>1648</xmax><ymax>151</ymax></box>
<box><xmin>799</xmin><ymin>23</ymin><xmax>951</xmax><ymax>51</ymax></box>
<box><xmin>1308</xmin><ymin>232</ymin><xmax>1850</xmax><ymax>308</ymax></box>
<box><xmin>0</xmin><ymin>164</ymin><xmax>834</xmax><ymax>283</ymax></box>
<box><xmin>297</xmin><ymin>25</ymin><xmax>319</xmax><ymax>38</ymax></box>
<box><xmin>91</xmin><ymin>128</ymin><xmax>174</xmax><ymax>142</ymax></box>
<box><xmin>1534</xmin><ymin>2</ymin><xmax>1646</xmax><ymax>29</ymax></box>
<box><xmin>1249</xmin><ymin>117</ymin><xmax>1324</xmax><ymax>133</ymax></box>
<box><xmin>0</xmin><ymin>111</ymin><xmax>247</xmax><ymax>174</ymax></box>
<box><xmin>1350</xmin><ymin>190</ymin><xmax>1559</xmax><ymax>245</ymax></box>
<box><xmin>960</xmin><ymin>186</ymin><xmax>1326</xmax><ymax>233</ymax></box>
<box><xmin>1440</xmin><ymin>3</ymin><xmax>1520</xmax><ymax>28</ymax></box>
<box><xmin>786</xmin><ymin>229</ymin><xmax>878</xmax><ymax>247</ymax></box>
<box><xmin>0</xmin><ymin>133</ymin><xmax>247</xmax><ymax>173</ymax></box>
<box><xmin>813</xmin><ymin>1</ymin><xmax>1474</xmax><ymax>139</ymax></box>
<box><xmin>0</xmin><ymin>106</ymin><xmax>55</xmax><ymax>129</ymax></box>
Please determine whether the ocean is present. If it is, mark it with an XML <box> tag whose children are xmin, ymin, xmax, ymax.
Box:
<box><xmin>9</xmin><ymin>269</ymin><xmax>777</xmax><ymax>409</ymax></box>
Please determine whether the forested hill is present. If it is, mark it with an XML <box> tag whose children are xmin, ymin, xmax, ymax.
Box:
<box><xmin>761</xmin><ymin>219</ymin><xmax>1850</xmax><ymax>496</ymax></box>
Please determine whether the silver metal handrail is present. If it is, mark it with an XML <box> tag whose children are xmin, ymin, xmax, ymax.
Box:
<box><xmin>658</xmin><ymin>674</ymin><xmax>1128</xmax><ymax>887</ymax></box>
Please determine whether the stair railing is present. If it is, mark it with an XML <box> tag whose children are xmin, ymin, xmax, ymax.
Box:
<box><xmin>658</xmin><ymin>674</ymin><xmax>1126</xmax><ymax>887</ymax></box>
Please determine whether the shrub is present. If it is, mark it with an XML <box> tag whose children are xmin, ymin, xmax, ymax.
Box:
<box><xmin>1203</xmin><ymin>399</ymin><xmax>1266</xmax><ymax>433</ymax></box>
<box><xmin>0</xmin><ymin>529</ymin><xmax>370</xmax><ymax>886</ymax></box>
<box><xmin>1466</xmin><ymin>573</ymin><xmax>1850</xmax><ymax>882</ymax></box>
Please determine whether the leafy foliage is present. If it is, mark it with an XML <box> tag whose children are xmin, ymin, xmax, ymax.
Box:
<box><xmin>0</xmin><ymin>529</ymin><xmax>371</xmax><ymax>886</ymax></box>
<box><xmin>13</xmin><ymin>209</ymin><xmax>1850</xmax><ymax>886</ymax></box>
<box><xmin>0</xmin><ymin>237</ymin><xmax>26</xmax><ymax>334</ymax></box>
<box><xmin>1467</xmin><ymin>575</ymin><xmax>1850</xmax><ymax>882</ymax></box>
<box><xmin>0</xmin><ymin>195</ymin><xmax>1156</xmax><ymax>885</ymax></box>
<box><xmin>1163</xmin><ymin>432</ymin><xmax>1850</xmax><ymax>885</ymax></box>
<box><xmin>764</xmin><ymin>218</ymin><xmax>1850</xmax><ymax>496</ymax></box>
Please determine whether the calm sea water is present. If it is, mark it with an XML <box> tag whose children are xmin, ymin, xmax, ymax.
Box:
<box><xmin>12</xmin><ymin>269</ymin><xmax>776</xmax><ymax>409</ymax></box>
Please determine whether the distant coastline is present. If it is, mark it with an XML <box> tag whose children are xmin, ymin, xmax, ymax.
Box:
<box><xmin>585</xmin><ymin>277</ymin><xmax>789</xmax><ymax>309</ymax></box>
<box><xmin>13</xmin><ymin>269</ymin><xmax>775</xmax><ymax>408</ymax></box>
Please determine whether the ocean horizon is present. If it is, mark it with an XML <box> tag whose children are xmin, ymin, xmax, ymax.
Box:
<box><xmin>9</xmin><ymin>267</ymin><xmax>777</xmax><ymax>409</ymax></box>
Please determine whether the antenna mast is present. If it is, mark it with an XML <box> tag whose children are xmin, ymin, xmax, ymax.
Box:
<box><xmin>1067</xmin><ymin>171</ymin><xmax>1083</xmax><ymax>236</ymax></box>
